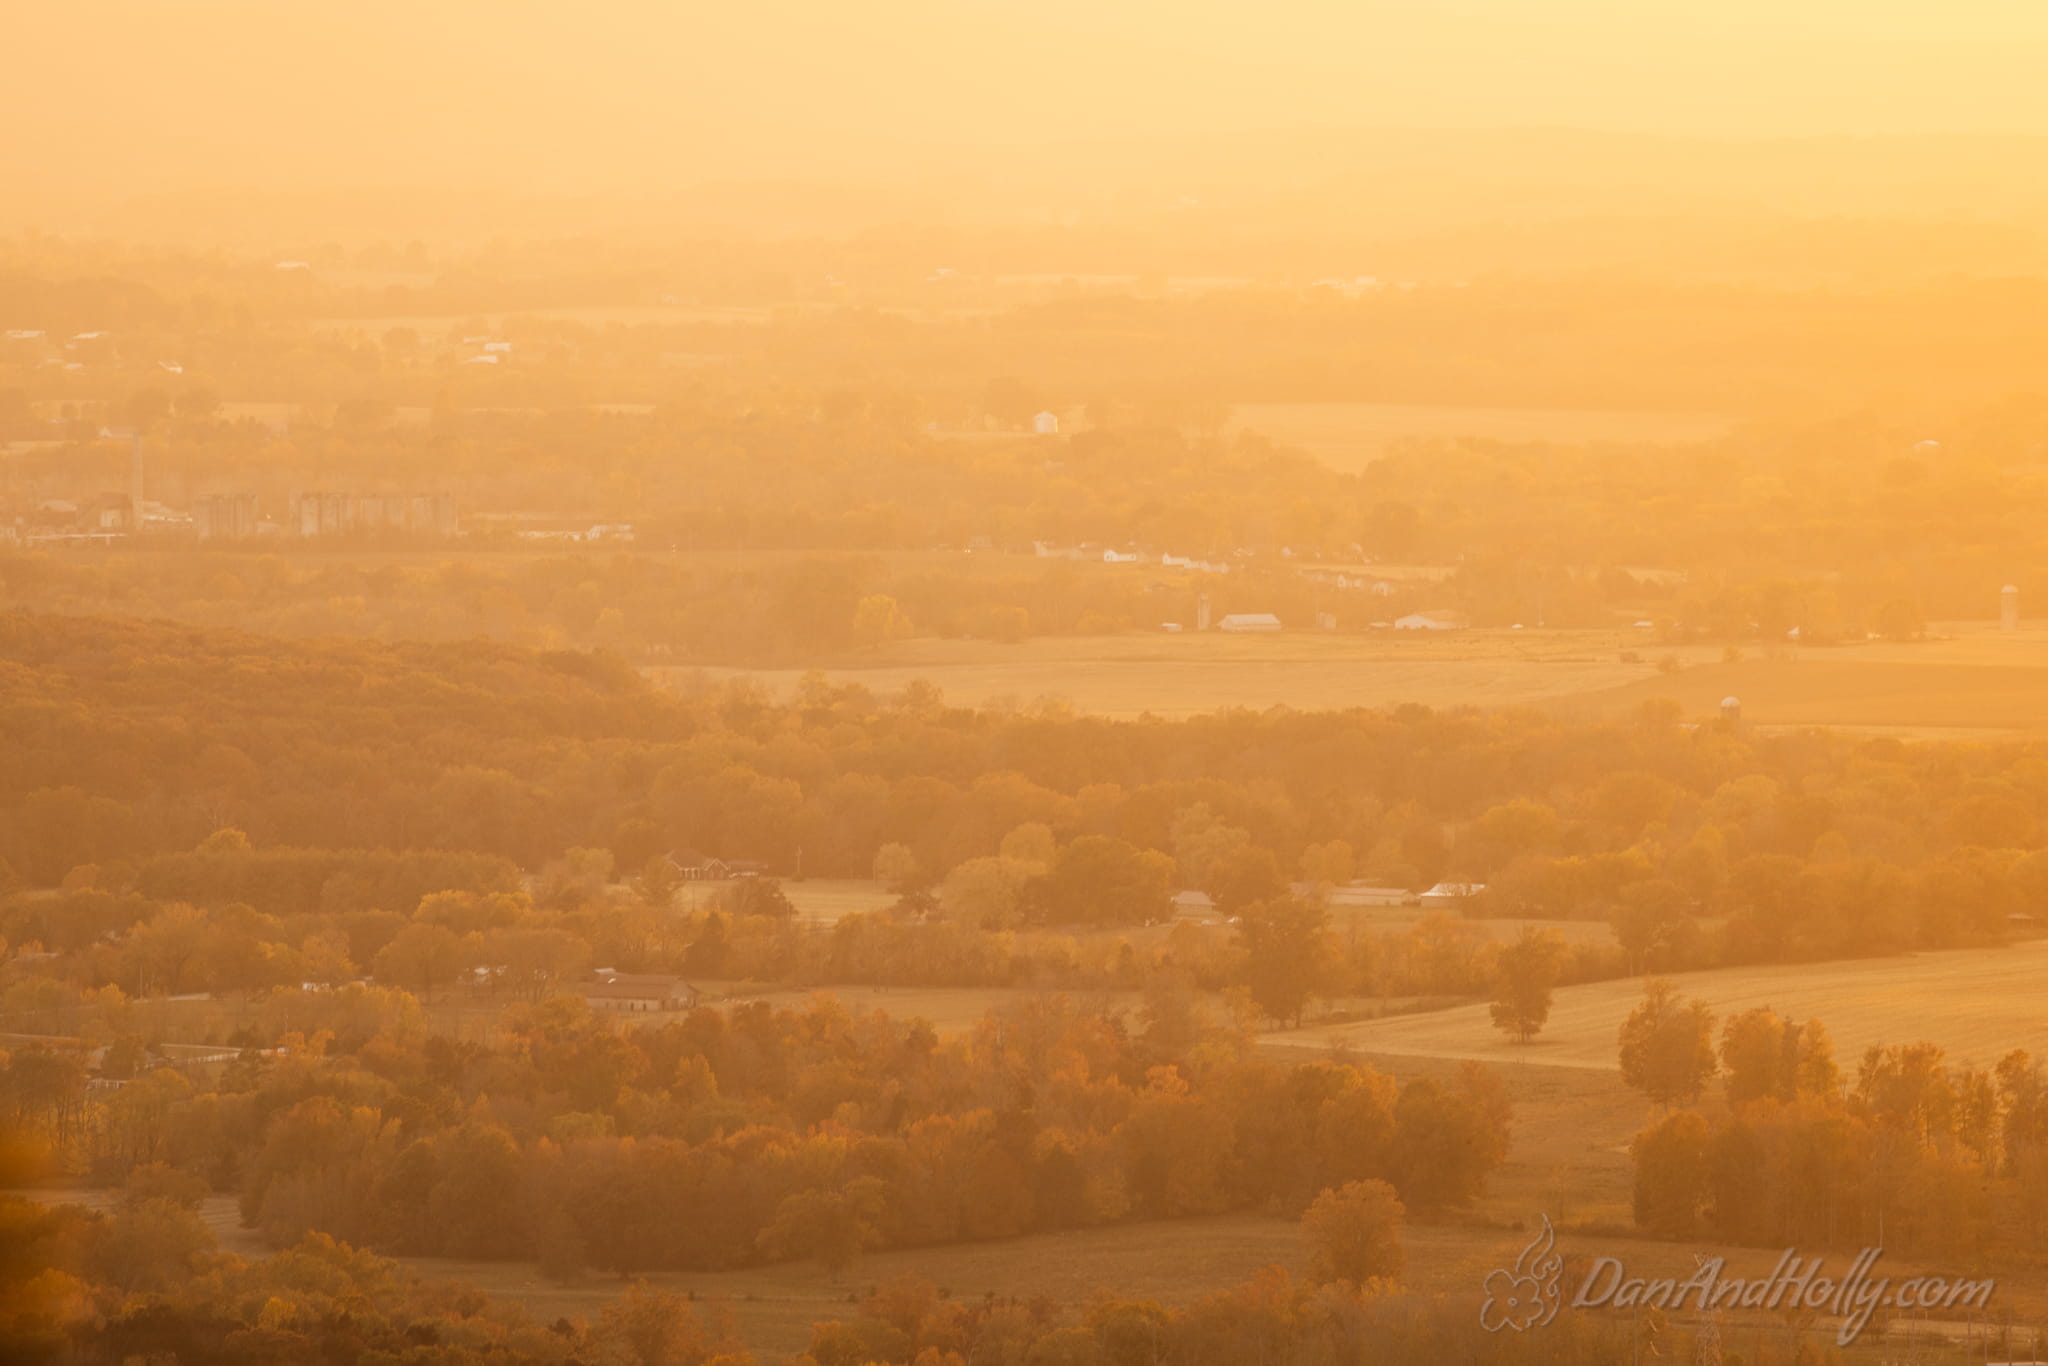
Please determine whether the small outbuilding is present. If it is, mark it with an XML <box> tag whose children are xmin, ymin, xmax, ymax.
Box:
<box><xmin>584</xmin><ymin>972</ymin><xmax>697</xmax><ymax>1012</ymax></box>
<box><xmin>1393</xmin><ymin>611</ymin><xmax>1469</xmax><ymax>631</ymax></box>
<box><xmin>1325</xmin><ymin>884</ymin><xmax>1418</xmax><ymax>907</ymax></box>
<box><xmin>1217</xmin><ymin>613</ymin><xmax>1282</xmax><ymax>632</ymax></box>
<box><xmin>666</xmin><ymin>850</ymin><xmax>732</xmax><ymax>881</ymax></box>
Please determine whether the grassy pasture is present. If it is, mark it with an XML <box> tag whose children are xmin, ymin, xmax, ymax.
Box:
<box><xmin>1271</xmin><ymin>938</ymin><xmax>2048</xmax><ymax>1072</ymax></box>
<box><xmin>779</xmin><ymin>878</ymin><xmax>897</xmax><ymax>922</ymax></box>
<box><xmin>1231</xmin><ymin>401</ymin><xmax>1730</xmax><ymax>469</ymax></box>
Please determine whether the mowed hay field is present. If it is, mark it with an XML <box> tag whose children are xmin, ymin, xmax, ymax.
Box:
<box><xmin>1273</xmin><ymin>938</ymin><xmax>2048</xmax><ymax>1071</ymax></box>
<box><xmin>1231</xmin><ymin>401</ymin><xmax>1730</xmax><ymax>469</ymax></box>
<box><xmin>679</xmin><ymin>619</ymin><xmax>2048</xmax><ymax>732</ymax></box>
<box><xmin>1561</xmin><ymin>622</ymin><xmax>2048</xmax><ymax>736</ymax></box>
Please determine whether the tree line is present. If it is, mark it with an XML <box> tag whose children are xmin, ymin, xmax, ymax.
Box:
<box><xmin>1624</xmin><ymin>985</ymin><xmax>2048</xmax><ymax>1270</ymax></box>
<box><xmin>8</xmin><ymin>987</ymin><xmax>1510</xmax><ymax>1279</ymax></box>
<box><xmin>3</xmin><ymin>1186</ymin><xmax>1669</xmax><ymax>1366</ymax></box>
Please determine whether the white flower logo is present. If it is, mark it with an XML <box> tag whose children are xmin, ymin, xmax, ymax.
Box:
<box><xmin>1480</xmin><ymin>1215</ymin><xmax>1564</xmax><ymax>1333</ymax></box>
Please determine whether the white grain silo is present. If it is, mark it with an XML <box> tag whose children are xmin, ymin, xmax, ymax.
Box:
<box><xmin>2003</xmin><ymin>584</ymin><xmax>2020</xmax><ymax>632</ymax></box>
<box><xmin>1720</xmin><ymin>696</ymin><xmax>1742</xmax><ymax>724</ymax></box>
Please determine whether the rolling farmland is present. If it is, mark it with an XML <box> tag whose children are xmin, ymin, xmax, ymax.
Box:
<box><xmin>1273</xmin><ymin>939</ymin><xmax>2048</xmax><ymax>1071</ymax></box>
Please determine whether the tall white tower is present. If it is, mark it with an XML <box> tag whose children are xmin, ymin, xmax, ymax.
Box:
<box><xmin>2003</xmin><ymin>584</ymin><xmax>2019</xmax><ymax>632</ymax></box>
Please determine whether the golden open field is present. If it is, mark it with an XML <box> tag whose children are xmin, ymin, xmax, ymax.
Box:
<box><xmin>306</xmin><ymin>303</ymin><xmax>774</xmax><ymax>335</ymax></box>
<box><xmin>1559</xmin><ymin>623</ymin><xmax>2048</xmax><ymax>736</ymax></box>
<box><xmin>1275</xmin><ymin>938</ymin><xmax>2048</xmax><ymax>1072</ymax></box>
<box><xmin>671</xmin><ymin>628</ymin><xmax>1674</xmax><ymax>718</ymax></box>
<box><xmin>676</xmin><ymin>619</ymin><xmax>2048</xmax><ymax>734</ymax></box>
<box><xmin>1231</xmin><ymin>401</ymin><xmax>1731</xmax><ymax>469</ymax></box>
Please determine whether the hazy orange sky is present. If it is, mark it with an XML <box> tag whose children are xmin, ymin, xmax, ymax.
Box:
<box><xmin>11</xmin><ymin>1</ymin><xmax>2048</xmax><ymax>198</ymax></box>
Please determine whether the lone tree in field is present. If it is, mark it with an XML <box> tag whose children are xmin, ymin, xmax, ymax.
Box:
<box><xmin>1489</xmin><ymin>927</ymin><xmax>1566</xmax><ymax>1043</ymax></box>
<box><xmin>1302</xmin><ymin>1178</ymin><xmax>1407</xmax><ymax>1284</ymax></box>
<box><xmin>1617</xmin><ymin>978</ymin><xmax>1718</xmax><ymax>1106</ymax></box>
